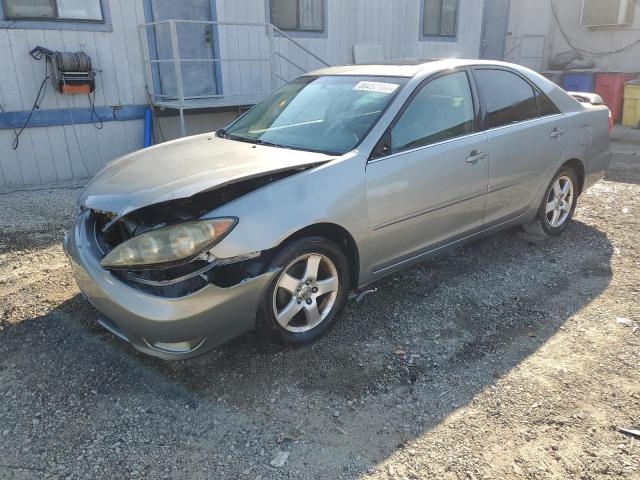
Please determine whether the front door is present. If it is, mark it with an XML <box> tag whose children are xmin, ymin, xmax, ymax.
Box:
<box><xmin>150</xmin><ymin>0</ymin><xmax>218</xmax><ymax>99</ymax></box>
<box><xmin>366</xmin><ymin>70</ymin><xmax>489</xmax><ymax>274</ymax></box>
<box><xmin>481</xmin><ymin>0</ymin><xmax>511</xmax><ymax>60</ymax></box>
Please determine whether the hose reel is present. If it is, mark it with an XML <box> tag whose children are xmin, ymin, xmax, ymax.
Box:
<box><xmin>29</xmin><ymin>46</ymin><xmax>95</xmax><ymax>94</ymax></box>
<box><xmin>11</xmin><ymin>46</ymin><xmax>101</xmax><ymax>150</ymax></box>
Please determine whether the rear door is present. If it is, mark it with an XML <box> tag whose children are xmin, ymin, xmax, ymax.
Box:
<box><xmin>473</xmin><ymin>68</ymin><xmax>569</xmax><ymax>226</ymax></box>
<box><xmin>366</xmin><ymin>69</ymin><xmax>489</xmax><ymax>273</ymax></box>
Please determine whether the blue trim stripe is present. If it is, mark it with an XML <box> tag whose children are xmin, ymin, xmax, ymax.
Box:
<box><xmin>0</xmin><ymin>105</ymin><xmax>148</xmax><ymax>129</ymax></box>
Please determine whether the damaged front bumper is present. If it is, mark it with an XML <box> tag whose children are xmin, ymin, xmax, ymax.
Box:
<box><xmin>64</xmin><ymin>212</ymin><xmax>277</xmax><ymax>360</ymax></box>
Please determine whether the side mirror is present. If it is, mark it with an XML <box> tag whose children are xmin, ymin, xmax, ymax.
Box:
<box><xmin>370</xmin><ymin>130</ymin><xmax>391</xmax><ymax>160</ymax></box>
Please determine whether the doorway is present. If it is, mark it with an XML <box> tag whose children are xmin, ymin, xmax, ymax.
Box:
<box><xmin>147</xmin><ymin>0</ymin><xmax>220</xmax><ymax>99</ymax></box>
<box><xmin>480</xmin><ymin>0</ymin><xmax>511</xmax><ymax>60</ymax></box>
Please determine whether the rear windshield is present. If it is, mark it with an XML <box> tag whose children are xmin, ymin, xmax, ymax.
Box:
<box><xmin>222</xmin><ymin>75</ymin><xmax>407</xmax><ymax>155</ymax></box>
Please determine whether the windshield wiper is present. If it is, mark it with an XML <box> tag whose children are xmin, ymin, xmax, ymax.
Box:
<box><xmin>253</xmin><ymin>138</ymin><xmax>286</xmax><ymax>149</ymax></box>
<box><xmin>222</xmin><ymin>131</ymin><xmax>287</xmax><ymax>149</ymax></box>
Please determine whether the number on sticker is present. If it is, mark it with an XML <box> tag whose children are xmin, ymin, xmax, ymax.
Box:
<box><xmin>353</xmin><ymin>81</ymin><xmax>399</xmax><ymax>94</ymax></box>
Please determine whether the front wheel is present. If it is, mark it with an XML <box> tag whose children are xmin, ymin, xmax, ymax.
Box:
<box><xmin>257</xmin><ymin>237</ymin><xmax>350</xmax><ymax>344</ymax></box>
<box><xmin>522</xmin><ymin>167</ymin><xmax>578</xmax><ymax>236</ymax></box>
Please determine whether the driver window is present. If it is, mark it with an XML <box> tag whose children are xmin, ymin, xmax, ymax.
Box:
<box><xmin>391</xmin><ymin>71</ymin><xmax>475</xmax><ymax>154</ymax></box>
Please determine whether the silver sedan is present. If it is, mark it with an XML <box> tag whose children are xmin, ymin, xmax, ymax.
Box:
<box><xmin>65</xmin><ymin>60</ymin><xmax>611</xmax><ymax>359</ymax></box>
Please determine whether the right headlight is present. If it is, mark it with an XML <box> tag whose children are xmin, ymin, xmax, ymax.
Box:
<box><xmin>100</xmin><ymin>218</ymin><xmax>237</xmax><ymax>269</ymax></box>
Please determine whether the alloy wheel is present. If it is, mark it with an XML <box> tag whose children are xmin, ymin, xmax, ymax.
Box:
<box><xmin>272</xmin><ymin>253</ymin><xmax>339</xmax><ymax>333</ymax></box>
<box><xmin>545</xmin><ymin>175</ymin><xmax>574</xmax><ymax>228</ymax></box>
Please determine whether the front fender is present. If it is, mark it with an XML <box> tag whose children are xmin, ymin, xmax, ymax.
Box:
<box><xmin>205</xmin><ymin>152</ymin><xmax>373</xmax><ymax>285</ymax></box>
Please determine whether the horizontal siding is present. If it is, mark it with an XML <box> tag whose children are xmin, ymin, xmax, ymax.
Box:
<box><xmin>0</xmin><ymin>0</ymin><xmax>146</xmax><ymax>191</ymax></box>
<box><xmin>0</xmin><ymin>119</ymin><xmax>144</xmax><ymax>191</ymax></box>
<box><xmin>0</xmin><ymin>1</ymin><xmax>146</xmax><ymax>112</ymax></box>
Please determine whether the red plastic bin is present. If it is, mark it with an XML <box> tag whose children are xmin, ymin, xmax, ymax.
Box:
<box><xmin>595</xmin><ymin>73</ymin><xmax>638</xmax><ymax>122</ymax></box>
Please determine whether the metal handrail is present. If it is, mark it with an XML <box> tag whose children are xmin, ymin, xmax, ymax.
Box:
<box><xmin>274</xmin><ymin>51</ymin><xmax>306</xmax><ymax>72</ymax></box>
<box><xmin>271</xmin><ymin>25</ymin><xmax>331</xmax><ymax>67</ymax></box>
<box><xmin>139</xmin><ymin>20</ymin><xmax>330</xmax><ymax>68</ymax></box>
<box><xmin>274</xmin><ymin>73</ymin><xmax>289</xmax><ymax>84</ymax></box>
<box><xmin>138</xmin><ymin>19</ymin><xmax>331</xmax><ymax>136</ymax></box>
<box><xmin>504</xmin><ymin>34</ymin><xmax>546</xmax><ymax>61</ymax></box>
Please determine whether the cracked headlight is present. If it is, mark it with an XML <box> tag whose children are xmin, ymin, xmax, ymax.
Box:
<box><xmin>100</xmin><ymin>218</ymin><xmax>237</xmax><ymax>269</ymax></box>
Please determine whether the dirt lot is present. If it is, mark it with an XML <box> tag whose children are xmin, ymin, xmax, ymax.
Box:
<box><xmin>0</xmin><ymin>136</ymin><xmax>639</xmax><ymax>480</ymax></box>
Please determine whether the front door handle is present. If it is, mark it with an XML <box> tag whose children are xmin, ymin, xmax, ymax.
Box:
<box><xmin>550</xmin><ymin>128</ymin><xmax>565</xmax><ymax>138</ymax></box>
<box><xmin>466</xmin><ymin>150</ymin><xmax>487</xmax><ymax>164</ymax></box>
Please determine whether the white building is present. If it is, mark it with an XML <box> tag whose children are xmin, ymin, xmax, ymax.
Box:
<box><xmin>0</xmin><ymin>0</ymin><xmax>514</xmax><ymax>190</ymax></box>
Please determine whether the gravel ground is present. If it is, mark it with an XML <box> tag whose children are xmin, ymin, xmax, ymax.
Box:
<box><xmin>0</xmin><ymin>139</ymin><xmax>638</xmax><ymax>480</ymax></box>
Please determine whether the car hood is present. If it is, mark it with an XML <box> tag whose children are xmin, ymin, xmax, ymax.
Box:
<box><xmin>79</xmin><ymin>133</ymin><xmax>333</xmax><ymax>218</ymax></box>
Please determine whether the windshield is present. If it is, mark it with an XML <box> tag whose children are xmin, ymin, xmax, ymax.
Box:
<box><xmin>222</xmin><ymin>76</ymin><xmax>407</xmax><ymax>155</ymax></box>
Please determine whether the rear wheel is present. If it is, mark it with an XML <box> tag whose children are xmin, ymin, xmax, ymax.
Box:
<box><xmin>522</xmin><ymin>166</ymin><xmax>578</xmax><ymax>236</ymax></box>
<box><xmin>258</xmin><ymin>237</ymin><xmax>350</xmax><ymax>344</ymax></box>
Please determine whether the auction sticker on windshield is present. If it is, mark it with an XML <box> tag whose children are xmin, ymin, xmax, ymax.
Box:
<box><xmin>353</xmin><ymin>81</ymin><xmax>399</xmax><ymax>94</ymax></box>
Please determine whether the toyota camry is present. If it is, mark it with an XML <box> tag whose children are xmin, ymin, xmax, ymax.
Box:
<box><xmin>65</xmin><ymin>59</ymin><xmax>611</xmax><ymax>359</ymax></box>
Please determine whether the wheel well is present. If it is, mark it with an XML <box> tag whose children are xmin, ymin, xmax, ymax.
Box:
<box><xmin>563</xmin><ymin>159</ymin><xmax>585</xmax><ymax>195</ymax></box>
<box><xmin>280</xmin><ymin>223</ymin><xmax>360</xmax><ymax>288</ymax></box>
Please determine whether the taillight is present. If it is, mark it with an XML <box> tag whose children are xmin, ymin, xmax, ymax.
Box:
<box><xmin>608</xmin><ymin>108</ymin><xmax>614</xmax><ymax>134</ymax></box>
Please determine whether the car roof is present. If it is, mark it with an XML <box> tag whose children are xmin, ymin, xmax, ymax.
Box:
<box><xmin>307</xmin><ymin>59</ymin><xmax>530</xmax><ymax>78</ymax></box>
<box><xmin>306</xmin><ymin>59</ymin><xmax>583</xmax><ymax>115</ymax></box>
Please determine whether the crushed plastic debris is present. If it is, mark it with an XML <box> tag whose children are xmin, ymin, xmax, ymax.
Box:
<box><xmin>355</xmin><ymin>288</ymin><xmax>377</xmax><ymax>303</ymax></box>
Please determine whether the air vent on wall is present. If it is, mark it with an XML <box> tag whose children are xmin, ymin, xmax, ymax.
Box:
<box><xmin>581</xmin><ymin>0</ymin><xmax>636</xmax><ymax>27</ymax></box>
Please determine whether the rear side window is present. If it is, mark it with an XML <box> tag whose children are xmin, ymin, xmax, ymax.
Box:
<box><xmin>475</xmin><ymin>69</ymin><xmax>538</xmax><ymax>129</ymax></box>
<box><xmin>536</xmin><ymin>91</ymin><xmax>561</xmax><ymax>116</ymax></box>
<box><xmin>390</xmin><ymin>71</ymin><xmax>475</xmax><ymax>153</ymax></box>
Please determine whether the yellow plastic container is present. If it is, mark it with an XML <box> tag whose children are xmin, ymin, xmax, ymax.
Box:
<box><xmin>622</xmin><ymin>81</ymin><xmax>640</xmax><ymax>127</ymax></box>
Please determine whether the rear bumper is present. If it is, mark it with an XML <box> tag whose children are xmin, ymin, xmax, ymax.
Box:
<box><xmin>64</xmin><ymin>212</ymin><xmax>277</xmax><ymax>360</ymax></box>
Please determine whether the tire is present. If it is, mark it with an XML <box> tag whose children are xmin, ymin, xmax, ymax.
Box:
<box><xmin>257</xmin><ymin>236</ymin><xmax>350</xmax><ymax>344</ymax></box>
<box><xmin>522</xmin><ymin>166</ymin><xmax>579</xmax><ymax>237</ymax></box>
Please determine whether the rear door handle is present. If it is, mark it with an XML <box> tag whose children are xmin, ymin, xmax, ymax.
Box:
<box><xmin>466</xmin><ymin>150</ymin><xmax>487</xmax><ymax>164</ymax></box>
<box><xmin>550</xmin><ymin>128</ymin><xmax>565</xmax><ymax>138</ymax></box>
